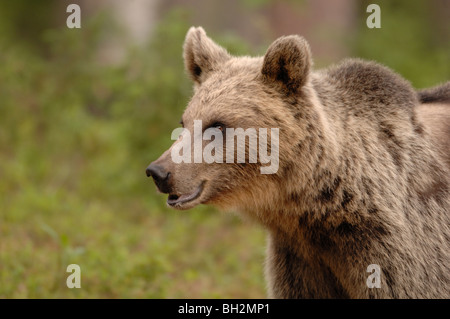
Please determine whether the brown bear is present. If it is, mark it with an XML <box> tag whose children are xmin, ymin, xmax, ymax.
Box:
<box><xmin>146</xmin><ymin>27</ymin><xmax>450</xmax><ymax>298</ymax></box>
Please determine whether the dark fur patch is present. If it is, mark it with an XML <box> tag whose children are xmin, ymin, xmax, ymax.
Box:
<box><xmin>336</xmin><ymin>221</ymin><xmax>356</xmax><ymax>236</ymax></box>
<box><xmin>383</xmin><ymin>267</ymin><xmax>397</xmax><ymax>298</ymax></box>
<box><xmin>250</xmin><ymin>105</ymin><xmax>264</xmax><ymax>117</ymax></box>
<box><xmin>341</xmin><ymin>190</ymin><xmax>354</xmax><ymax>209</ymax></box>
<box><xmin>279</xmin><ymin>160</ymin><xmax>297</xmax><ymax>182</ymax></box>
<box><xmin>418</xmin><ymin>82</ymin><xmax>450</xmax><ymax>104</ymax></box>
<box><xmin>319</xmin><ymin>176</ymin><xmax>342</xmax><ymax>203</ymax></box>
<box><xmin>380</xmin><ymin>123</ymin><xmax>395</xmax><ymax>139</ymax></box>
<box><xmin>288</xmin><ymin>192</ymin><xmax>302</xmax><ymax>204</ymax></box>
<box><xmin>372</xmin><ymin>224</ymin><xmax>389</xmax><ymax>237</ymax></box>
<box><xmin>321</xmin><ymin>264</ymin><xmax>350</xmax><ymax>298</ymax></box>
<box><xmin>379</xmin><ymin>123</ymin><xmax>403</xmax><ymax>169</ymax></box>
<box><xmin>293</xmin><ymin>112</ymin><xmax>302</xmax><ymax>120</ymax></box>
<box><xmin>272</xmin><ymin>115</ymin><xmax>282</xmax><ymax>124</ymax></box>
<box><xmin>193</xmin><ymin>65</ymin><xmax>202</xmax><ymax>77</ymax></box>
<box><xmin>296</xmin><ymin>141</ymin><xmax>305</xmax><ymax>152</ymax></box>
<box><xmin>310</xmin><ymin>229</ymin><xmax>335</xmax><ymax>251</ymax></box>
<box><xmin>387</xmin><ymin>145</ymin><xmax>402</xmax><ymax>168</ymax></box>
<box><xmin>328</xmin><ymin>59</ymin><xmax>416</xmax><ymax>108</ymax></box>
<box><xmin>276</xmin><ymin>58</ymin><xmax>290</xmax><ymax>88</ymax></box>
<box><xmin>417</xmin><ymin>178</ymin><xmax>448</xmax><ymax>206</ymax></box>
<box><xmin>410</xmin><ymin>113</ymin><xmax>424</xmax><ymax>135</ymax></box>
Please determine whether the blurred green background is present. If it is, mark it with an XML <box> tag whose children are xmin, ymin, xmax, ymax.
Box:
<box><xmin>0</xmin><ymin>0</ymin><xmax>448</xmax><ymax>298</ymax></box>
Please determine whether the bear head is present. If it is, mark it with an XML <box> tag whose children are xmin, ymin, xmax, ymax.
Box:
<box><xmin>146</xmin><ymin>27</ymin><xmax>320</xmax><ymax>214</ymax></box>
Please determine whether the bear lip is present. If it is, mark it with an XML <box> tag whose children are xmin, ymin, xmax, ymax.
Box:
<box><xmin>167</xmin><ymin>181</ymin><xmax>205</xmax><ymax>207</ymax></box>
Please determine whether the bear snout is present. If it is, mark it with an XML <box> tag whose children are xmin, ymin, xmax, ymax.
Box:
<box><xmin>146</xmin><ymin>163</ymin><xmax>172</xmax><ymax>194</ymax></box>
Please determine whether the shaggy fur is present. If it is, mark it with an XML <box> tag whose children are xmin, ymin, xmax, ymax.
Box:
<box><xmin>418</xmin><ymin>82</ymin><xmax>450</xmax><ymax>104</ymax></box>
<box><xmin>416</xmin><ymin>83</ymin><xmax>450</xmax><ymax>168</ymax></box>
<box><xmin>147</xmin><ymin>27</ymin><xmax>450</xmax><ymax>298</ymax></box>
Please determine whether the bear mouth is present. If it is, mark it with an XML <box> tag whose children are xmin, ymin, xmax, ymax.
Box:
<box><xmin>167</xmin><ymin>181</ymin><xmax>205</xmax><ymax>208</ymax></box>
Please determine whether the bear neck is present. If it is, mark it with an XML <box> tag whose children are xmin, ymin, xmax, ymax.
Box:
<box><xmin>245</xmin><ymin>75</ymin><xmax>394</xmax><ymax>256</ymax></box>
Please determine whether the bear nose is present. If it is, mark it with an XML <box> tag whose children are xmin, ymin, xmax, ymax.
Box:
<box><xmin>146</xmin><ymin>163</ymin><xmax>171</xmax><ymax>193</ymax></box>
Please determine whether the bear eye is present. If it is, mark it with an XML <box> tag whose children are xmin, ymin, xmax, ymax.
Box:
<box><xmin>210</xmin><ymin>122</ymin><xmax>225</xmax><ymax>132</ymax></box>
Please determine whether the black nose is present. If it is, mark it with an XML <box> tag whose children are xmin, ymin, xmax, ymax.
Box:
<box><xmin>146</xmin><ymin>163</ymin><xmax>171</xmax><ymax>193</ymax></box>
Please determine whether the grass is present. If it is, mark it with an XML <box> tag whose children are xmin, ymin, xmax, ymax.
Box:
<box><xmin>1</xmin><ymin>191</ymin><xmax>266</xmax><ymax>298</ymax></box>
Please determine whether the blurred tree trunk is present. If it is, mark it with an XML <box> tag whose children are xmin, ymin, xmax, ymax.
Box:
<box><xmin>264</xmin><ymin>0</ymin><xmax>358</xmax><ymax>65</ymax></box>
<box><xmin>429</xmin><ymin>0</ymin><xmax>450</xmax><ymax>46</ymax></box>
<box><xmin>160</xmin><ymin>0</ymin><xmax>358</xmax><ymax>65</ymax></box>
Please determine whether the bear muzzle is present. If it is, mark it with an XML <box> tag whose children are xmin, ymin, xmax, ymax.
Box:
<box><xmin>146</xmin><ymin>163</ymin><xmax>172</xmax><ymax>194</ymax></box>
<box><xmin>146</xmin><ymin>162</ymin><xmax>205</xmax><ymax>209</ymax></box>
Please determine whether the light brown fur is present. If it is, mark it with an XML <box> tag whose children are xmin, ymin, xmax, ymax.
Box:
<box><xmin>147</xmin><ymin>27</ymin><xmax>450</xmax><ymax>298</ymax></box>
<box><xmin>416</xmin><ymin>103</ymin><xmax>450</xmax><ymax>168</ymax></box>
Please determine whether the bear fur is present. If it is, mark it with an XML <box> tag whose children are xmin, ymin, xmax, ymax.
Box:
<box><xmin>147</xmin><ymin>27</ymin><xmax>450</xmax><ymax>298</ymax></box>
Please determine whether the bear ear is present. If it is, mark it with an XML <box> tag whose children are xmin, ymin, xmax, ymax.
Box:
<box><xmin>183</xmin><ymin>27</ymin><xmax>231</xmax><ymax>85</ymax></box>
<box><xmin>261</xmin><ymin>35</ymin><xmax>312</xmax><ymax>94</ymax></box>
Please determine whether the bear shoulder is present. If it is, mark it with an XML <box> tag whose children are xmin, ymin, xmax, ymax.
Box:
<box><xmin>317</xmin><ymin>58</ymin><xmax>418</xmax><ymax>110</ymax></box>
